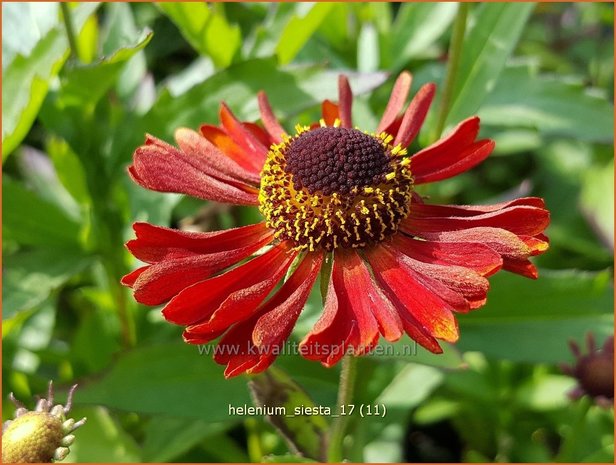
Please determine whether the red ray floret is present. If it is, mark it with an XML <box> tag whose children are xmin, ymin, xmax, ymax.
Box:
<box><xmin>211</xmin><ymin>253</ymin><xmax>323</xmax><ymax>377</ymax></box>
<box><xmin>130</xmin><ymin>134</ymin><xmax>259</xmax><ymax>205</ymax></box>
<box><xmin>300</xmin><ymin>251</ymin><xmax>400</xmax><ymax>367</ymax></box>
<box><xmin>162</xmin><ymin>243</ymin><xmax>296</xmax><ymax>329</ymax></box>
<box><xmin>121</xmin><ymin>222</ymin><xmax>274</xmax><ymax>305</ymax></box>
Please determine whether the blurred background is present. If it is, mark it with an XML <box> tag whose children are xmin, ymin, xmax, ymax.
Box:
<box><xmin>2</xmin><ymin>2</ymin><xmax>614</xmax><ymax>462</ymax></box>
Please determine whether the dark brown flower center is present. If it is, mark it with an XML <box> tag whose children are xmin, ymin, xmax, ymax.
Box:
<box><xmin>284</xmin><ymin>127</ymin><xmax>390</xmax><ymax>195</ymax></box>
<box><xmin>259</xmin><ymin>125</ymin><xmax>413</xmax><ymax>251</ymax></box>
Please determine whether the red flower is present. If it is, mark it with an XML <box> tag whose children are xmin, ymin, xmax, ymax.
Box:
<box><xmin>123</xmin><ymin>73</ymin><xmax>550</xmax><ymax>377</ymax></box>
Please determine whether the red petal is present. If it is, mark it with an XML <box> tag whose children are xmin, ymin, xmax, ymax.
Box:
<box><xmin>403</xmin><ymin>204</ymin><xmax>550</xmax><ymax>237</ymax></box>
<box><xmin>385</xmin><ymin>243</ymin><xmax>490</xmax><ymax>311</ymax></box>
<box><xmin>130</xmin><ymin>135</ymin><xmax>259</xmax><ymax>205</ymax></box>
<box><xmin>244</xmin><ymin>122</ymin><xmax>275</xmax><ymax>149</ymax></box>
<box><xmin>377</xmin><ymin>71</ymin><xmax>412</xmax><ymax>134</ymax></box>
<box><xmin>126</xmin><ymin>222</ymin><xmax>272</xmax><ymax>263</ymax></box>
<box><xmin>174</xmin><ymin>128</ymin><xmax>260</xmax><ymax>184</ymax></box>
<box><xmin>364</xmin><ymin>246</ymin><xmax>459</xmax><ymax>343</ymax></box>
<box><xmin>503</xmin><ymin>259</ymin><xmax>538</xmax><ymax>279</ymax></box>
<box><xmin>411</xmin><ymin>117</ymin><xmax>494</xmax><ymax>184</ymax></box>
<box><xmin>257</xmin><ymin>91</ymin><xmax>286</xmax><ymax>143</ymax></box>
<box><xmin>519</xmin><ymin>234</ymin><xmax>550</xmax><ymax>256</ymax></box>
<box><xmin>393</xmin><ymin>83</ymin><xmax>436</xmax><ymax>148</ymax></box>
<box><xmin>322</xmin><ymin>100</ymin><xmax>339</xmax><ymax>126</ymax></box>
<box><xmin>163</xmin><ymin>244</ymin><xmax>296</xmax><ymax>328</ymax></box>
<box><xmin>411</xmin><ymin>227</ymin><xmax>549</xmax><ymax>280</ymax></box>
<box><xmin>252</xmin><ymin>253</ymin><xmax>324</xmax><ymax>348</ymax></box>
<box><xmin>391</xmin><ymin>234</ymin><xmax>502</xmax><ymax>277</ymax></box>
<box><xmin>210</xmin><ymin>253</ymin><xmax>323</xmax><ymax>377</ymax></box>
<box><xmin>125</xmin><ymin>223</ymin><xmax>275</xmax><ymax>305</ymax></box>
<box><xmin>121</xmin><ymin>266</ymin><xmax>148</xmax><ymax>287</ymax></box>
<box><xmin>300</xmin><ymin>251</ymin><xmax>403</xmax><ymax>366</ymax></box>
<box><xmin>409</xmin><ymin>197</ymin><xmax>546</xmax><ymax>218</ymax></box>
<box><xmin>219</xmin><ymin>103</ymin><xmax>269</xmax><ymax>167</ymax></box>
<box><xmin>338</xmin><ymin>75</ymin><xmax>353</xmax><ymax>128</ymax></box>
<box><xmin>199</xmin><ymin>124</ymin><xmax>262</xmax><ymax>175</ymax></box>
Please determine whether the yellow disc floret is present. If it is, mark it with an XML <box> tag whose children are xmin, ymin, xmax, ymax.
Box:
<box><xmin>259</xmin><ymin>122</ymin><xmax>413</xmax><ymax>251</ymax></box>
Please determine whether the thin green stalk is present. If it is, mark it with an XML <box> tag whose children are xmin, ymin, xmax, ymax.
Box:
<box><xmin>245</xmin><ymin>418</ymin><xmax>264</xmax><ymax>462</ymax></box>
<box><xmin>431</xmin><ymin>2</ymin><xmax>469</xmax><ymax>141</ymax></box>
<box><xmin>60</xmin><ymin>3</ymin><xmax>80</xmax><ymax>61</ymax></box>
<box><xmin>327</xmin><ymin>355</ymin><xmax>358</xmax><ymax>462</ymax></box>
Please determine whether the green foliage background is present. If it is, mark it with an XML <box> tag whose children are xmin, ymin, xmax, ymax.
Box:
<box><xmin>2</xmin><ymin>2</ymin><xmax>614</xmax><ymax>463</ymax></box>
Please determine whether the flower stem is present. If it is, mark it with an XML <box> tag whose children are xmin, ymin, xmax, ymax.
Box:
<box><xmin>327</xmin><ymin>354</ymin><xmax>358</xmax><ymax>462</ymax></box>
<box><xmin>59</xmin><ymin>3</ymin><xmax>80</xmax><ymax>61</ymax></box>
<box><xmin>431</xmin><ymin>2</ymin><xmax>469</xmax><ymax>141</ymax></box>
<box><xmin>245</xmin><ymin>418</ymin><xmax>264</xmax><ymax>462</ymax></box>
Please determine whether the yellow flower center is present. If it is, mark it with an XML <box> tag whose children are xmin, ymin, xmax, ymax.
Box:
<box><xmin>259</xmin><ymin>123</ymin><xmax>413</xmax><ymax>251</ymax></box>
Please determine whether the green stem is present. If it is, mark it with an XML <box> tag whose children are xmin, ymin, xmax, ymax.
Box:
<box><xmin>431</xmin><ymin>2</ymin><xmax>469</xmax><ymax>141</ymax></box>
<box><xmin>60</xmin><ymin>3</ymin><xmax>80</xmax><ymax>61</ymax></box>
<box><xmin>245</xmin><ymin>418</ymin><xmax>264</xmax><ymax>462</ymax></box>
<box><xmin>327</xmin><ymin>355</ymin><xmax>358</xmax><ymax>462</ymax></box>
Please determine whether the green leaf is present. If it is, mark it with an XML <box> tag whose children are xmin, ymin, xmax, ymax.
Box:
<box><xmin>580</xmin><ymin>160</ymin><xmax>614</xmax><ymax>248</ymax></box>
<box><xmin>373</xmin><ymin>339</ymin><xmax>464</xmax><ymax>368</ymax></box>
<box><xmin>142</xmin><ymin>417</ymin><xmax>229</xmax><ymax>462</ymax></box>
<box><xmin>77</xmin><ymin>342</ymin><xmax>251</xmax><ymax>420</ymax></box>
<box><xmin>357</xmin><ymin>23</ymin><xmax>379</xmax><ymax>73</ymax></box>
<box><xmin>2</xmin><ymin>3</ymin><xmax>99</xmax><ymax>160</ymax></box>
<box><xmin>16</xmin><ymin>146</ymin><xmax>81</xmax><ymax>220</ymax></box>
<box><xmin>446</xmin><ymin>3</ymin><xmax>534</xmax><ymax>128</ymax></box>
<box><xmin>2</xmin><ymin>3</ymin><xmax>59</xmax><ymax>66</ymax></box>
<box><xmin>159</xmin><ymin>3</ymin><xmax>240</xmax><ymax>68</ymax></box>
<box><xmin>514</xmin><ymin>375</ymin><xmax>577</xmax><ymax>411</ymax></box>
<box><xmin>376</xmin><ymin>364</ymin><xmax>444</xmax><ymax>409</ymax></box>
<box><xmin>59</xmin><ymin>29</ymin><xmax>153</xmax><ymax>107</ymax></box>
<box><xmin>480</xmin><ymin>65</ymin><xmax>614</xmax><ymax>142</ymax></box>
<box><xmin>3</xmin><ymin>176</ymin><xmax>82</xmax><ymax>248</ymax></box>
<box><xmin>276</xmin><ymin>3</ymin><xmax>336</xmax><ymax>65</ymax></box>
<box><xmin>457</xmin><ymin>269</ymin><xmax>614</xmax><ymax>363</ymax></box>
<box><xmin>64</xmin><ymin>406</ymin><xmax>141</xmax><ymax>462</ymax></box>
<box><xmin>101</xmin><ymin>2</ymin><xmax>147</xmax><ymax>99</ymax></box>
<box><xmin>249</xmin><ymin>367</ymin><xmax>328</xmax><ymax>461</ymax></box>
<box><xmin>3</xmin><ymin>248</ymin><xmax>91</xmax><ymax>320</ymax></box>
<box><xmin>46</xmin><ymin>137</ymin><xmax>90</xmax><ymax>206</ymax></box>
<box><xmin>389</xmin><ymin>3</ymin><xmax>457</xmax><ymax>67</ymax></box>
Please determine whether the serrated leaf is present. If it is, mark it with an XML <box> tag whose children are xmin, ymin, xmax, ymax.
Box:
<box><xmin>249</xmin><ymin>367</ymin><xmax>328</xmax><ymax>461</ymax></box>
